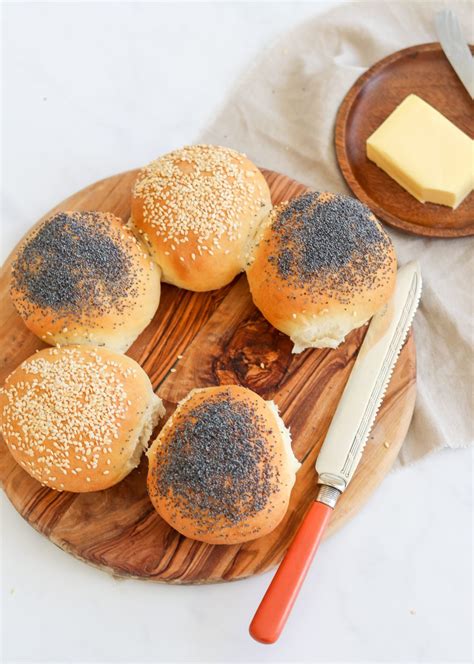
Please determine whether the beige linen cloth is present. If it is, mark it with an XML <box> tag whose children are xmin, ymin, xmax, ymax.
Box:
<box><xmin>201</xmin><ymin>0</ymin><xmax>474</xmax><ymax>465</ymax></box>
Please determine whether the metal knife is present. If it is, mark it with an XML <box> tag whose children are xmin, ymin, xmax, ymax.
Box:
<box><xmin>436</xmin><ymin>9</ymin><xmax>474</xmax><ymax>99</ymax></box>
<box><xmin>249</xmin><ymin>261</ymin><xmax>422</xmax><ymax>644</ymax></box>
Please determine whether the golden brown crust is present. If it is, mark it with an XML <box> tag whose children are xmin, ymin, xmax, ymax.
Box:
<box><xmin>246</xmin><ymin>192</ymin><xmax>397</xmax><ymax>350</ymax></box>
<box><xmin>147</xmin><ymin>385</ymin><xmax>299</xmax><ymax>544</ymax></box>
<box><xmin>10</xmin><ymin>211</ymin><xmax>161</xmax><ymax>352</ymax></box>
<box><xmin>130</xmin><ymin>145</ymin><xmax>272</xmax><ymax>291</ymax></box>
<box><xmin>0</xmin><ymin>346</ymin><xmax>164</xmax><ymax>492</ymax></box>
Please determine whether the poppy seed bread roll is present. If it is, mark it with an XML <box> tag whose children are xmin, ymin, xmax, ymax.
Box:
<box><xmin>130</xmin><ymin>145</ymin><xmax>272</xmax><ymax>291</ymax></box>
<box><xmin>10</xmin><ymin>211</ymin><xmax>161</xmax><ymax>352</ymax></box>
<box><xmin>246</xmin><ymin>191</ymin><xmax>397</xmax><ymax>352</ymax></box>
<box><xmin>0</xmin><ymin>346</ymin><xmax>165</xmax><ymax>492</ymax></box>
<box><xmin>147</xmin><ymin>385</ymin><xmax>300</xmax><ymax>544</ymax></box>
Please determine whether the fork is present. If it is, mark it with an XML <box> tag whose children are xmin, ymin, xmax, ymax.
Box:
<box><xmin>435</xmin><ymin>9</ymin><xmax>474</xmax><ymax>98</ymax></box>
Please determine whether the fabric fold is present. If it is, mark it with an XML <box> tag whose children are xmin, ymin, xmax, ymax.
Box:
<box><xmin>200</xmin><ymin>0</ymin><xmax>474</xmax><ymax>465</ymax></box>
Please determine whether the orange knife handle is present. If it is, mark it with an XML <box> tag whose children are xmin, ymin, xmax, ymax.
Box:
<box><xmin>249</xmin><ymin>499</ymin><xmax>333</xmax><ymax>645</ymax></box>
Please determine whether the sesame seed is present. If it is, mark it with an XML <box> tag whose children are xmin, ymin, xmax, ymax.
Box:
<box><xmin>0</xmin><ymin>347</ymin><xmax>131</xmax><ymax>491</ymax></box>
<box><xmin>132</xmin><ymin>145</ymin><xmax>268</xmax><ymax>258</ymax></box>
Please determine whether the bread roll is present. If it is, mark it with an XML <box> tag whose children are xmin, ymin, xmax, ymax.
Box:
<box><xmin>147</xmin><ymin>385</ymin><xmax>300</xmax><ymax>544</ymax></box>
<box><xmin>131</xmin><ymin>145</ymin><xmax>272</xmax><ymax>291</ymax></box>
<box><xmin>10</xmin><ymin>211</ymin><xmax>161</xmax><ymax>352</ymax></box>
<box><xmin>0</xmin><ymin>346</ymin><xmax>164</xmax><ymax>492</ymax></box>
<box><xmin>246</xmin><ymin>191</ymin><xmax>397</xmax><ymax>351</ymax></box>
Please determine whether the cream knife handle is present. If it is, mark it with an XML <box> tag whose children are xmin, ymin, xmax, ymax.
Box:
<box><xmin>249</xmin><ymin>486</ymin><xmax>340</xmax><ymax>644</ymax></box>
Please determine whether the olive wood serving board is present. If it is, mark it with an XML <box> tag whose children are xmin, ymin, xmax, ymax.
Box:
<box><xmin>335</xmin><ymin>43</ymin><xmax>474</xmax><ymax>238</ymax></box>
<box><xmin>0</xmin><ymin>168</ymin><xmax>416</xmax><ymax>583</ymax></box>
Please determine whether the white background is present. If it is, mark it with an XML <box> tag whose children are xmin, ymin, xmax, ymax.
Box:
<box><xmin>1</xmin><ymin>2</ymin><xmax>472</xmax><ymax>663</ymax></box>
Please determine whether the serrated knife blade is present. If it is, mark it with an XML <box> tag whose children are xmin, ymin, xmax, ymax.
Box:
<box><xmin>316</xmin><ymin>260</ymin><xmax>422</xmax><ymax>495</ymax></box>
<box><xmin>250</xmin><ymin>261</ymin><xmax>422</xmax><ymax>645</ymax></box>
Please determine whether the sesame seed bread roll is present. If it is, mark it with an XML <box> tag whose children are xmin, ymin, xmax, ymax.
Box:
<box><xmin>10</xmin><ymin>211</ymin><xmax>161</xmax><ymax>352</ymax></box>
<box><xmin>131</xmin><ymin>145</ymin><xmax>272</xmax><ymax>291</ymax></box>
<box><xmin>147</xmin><ymin>385</ymin><xmax>300</xmax><ymax>545</ymax></box>
<box><xmin>246</xmin><ymin>191</ymin><xmax>397</xmax><ymax>352</ymax></box>
<box><xmin>0</xmin><ymin>346</ymin><xmax>165</xmax><ymax>492</ymax></box>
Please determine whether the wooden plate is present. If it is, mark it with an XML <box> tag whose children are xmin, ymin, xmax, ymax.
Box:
<box><xmin>0</xmin><ymin>169</ymin><xmax>416</xmax><ymax>584</ymax></box>
<box><xmin>335</xmin><ymin>43</ymin><xmax>474</xmax><ymax>238</ymax></box>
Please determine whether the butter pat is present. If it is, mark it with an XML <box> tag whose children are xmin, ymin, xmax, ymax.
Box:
<box><xmin>366</xmin><ymin>94</ymin><xmax>473</xmax><ymax>209</ymax></box>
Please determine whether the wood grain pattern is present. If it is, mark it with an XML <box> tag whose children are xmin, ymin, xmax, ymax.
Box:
<box><xmin>0</xmin><ymin>168</ymin><xmax>416</xmax><ymax>584</ymax></box>
<box><xmin>335</xmin><ymin>43</ymin><xmax>474</xmax><ymax>238</ymax></box>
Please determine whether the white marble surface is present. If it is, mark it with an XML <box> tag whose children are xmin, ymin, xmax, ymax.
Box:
<box><xmin>1</xmin><ymin>3</ymin><xmax>472</xmax><ymax>662</ymax></box>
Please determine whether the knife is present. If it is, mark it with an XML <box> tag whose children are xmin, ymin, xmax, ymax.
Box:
<box><xmin>435</xmin><ymin>9</ymin><xmax>474</xmax><ymax>99</ymax></box>
<box><xmin>249</xmin><ymin>261</ymin><xmax>422</xmax><ymax>644</ymax></box>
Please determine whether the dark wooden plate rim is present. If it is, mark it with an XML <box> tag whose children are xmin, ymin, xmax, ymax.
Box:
<box><xmin>335</xmin><ymin>42</ymin><xmax>474</xmax><ymax>239</ymax></box>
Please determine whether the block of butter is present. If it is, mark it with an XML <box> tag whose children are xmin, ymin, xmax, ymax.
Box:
<box><xmin>366</xmin><ymin>94</ymin><xmax>473</xmax><ymax>209</ymax></box>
